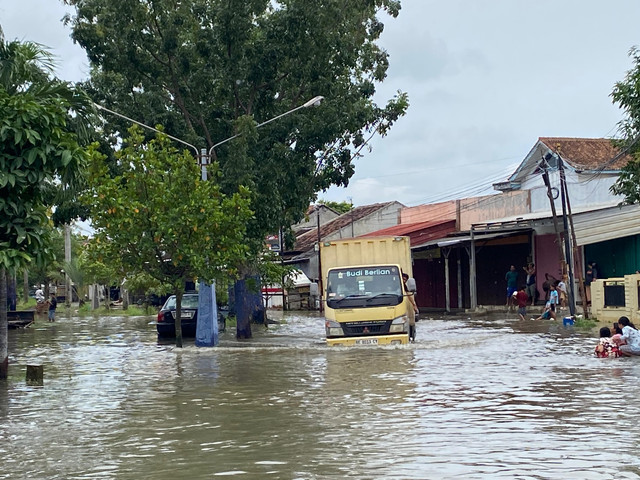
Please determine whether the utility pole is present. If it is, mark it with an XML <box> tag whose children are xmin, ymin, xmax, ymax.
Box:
<box><xmin>556</xmin><ymin>151</ymin><xmax>588</xmax><ymax>318</ymax></box>
<box><xmin>443</xmin><ymin>247</ymin><xmax>451</xmax><ymax>313</ymax></box>
<box><xmin>469</xmin><ymin>226</ymin><xmax>477</xmax><ymax>310</ymax></box>
<box><xmin>317</xmin><ymin>207</ymin><xmax>323</xmax><ymax>313</ymax></box>
<box><xmin>557</xmin><ymin>157</ymin><xmax>575</xmax><ymax>316</ymax></box>
<box><xmin>540</xmin><ymin>155</ymin><xmax>566</xmax><ymax>267</ymax></box>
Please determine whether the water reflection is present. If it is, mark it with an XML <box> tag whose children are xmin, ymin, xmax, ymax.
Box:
<box><xmin>1</xmin><ymin>311</ymin><xmax>640</xmax><ymax>479</ymax></box>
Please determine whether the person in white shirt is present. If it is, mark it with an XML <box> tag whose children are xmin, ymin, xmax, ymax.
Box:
<box><xmin>618</xmin><ymin>316</ymin><xmax>640</xmax><ymax>356</ymax></box>
<box><xmin>35</xmin><ymin>285</ymin><xmax>45</xmax><ymax>303</ymax></box>
<box><xmin>556</xmin><ymin>275</ymin><xmax>568</xmax><ymax>309</ymax></box>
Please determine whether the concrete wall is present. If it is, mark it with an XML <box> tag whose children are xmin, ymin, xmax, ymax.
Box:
<box><xmin>329</xmin><ymin>202</ymin><xmax>403</xmax><ymax>240</ymax></box>
<box><xmin>522</xmin><ymin>170</ymin><xmax>621</xmax><ymax>213</ymax></box>
<box><xmin>591</xmin><ymin>274</ymin><xmax>640</xmax><ymax>323</ymax></box>
<box><xmin>292</xmin><ymin>206</ymin><xmax>340</xmax><ymax>232</ymax></box>
<box><xmin>533</xmin><ymin>234</ymin><xmax>563</xmax><ymax>301</ymax></box>
<box><xmin>400</xmin><ymin>201</ymin><xmax>457</xmax><ymax>225</ymax></box>
<box><xmin>459</xmin><ymin>191</ymin><xmax>530</xmax><ymax>230</ymax></box>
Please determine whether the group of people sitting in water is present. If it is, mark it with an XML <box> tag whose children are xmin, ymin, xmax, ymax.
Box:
<box><xmin>595</xmin><ymin>316</ymin><xmax>640</xmax><ymax>357</ymax></box>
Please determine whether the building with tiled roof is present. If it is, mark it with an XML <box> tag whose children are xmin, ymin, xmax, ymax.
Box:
<box><xmin>359</xmin><ymin>219</ymin><xmax>457</xmax><ymax>249</ymax></box>
<box><xmin>284</xmin><ymin>201</ymin><xmax>404</xmax><ymax>281</ymax></box>
<box><xmin>492</xmin><ymin>137</ymin><xmax>629</xmax><ymax>212</ymax></box>
<box><xmin>291</xmin><ymin>204</ymin><xmax>340</xmax><ymax>236</ymax></box>
<box><xmin>538</xmin><ymin>137</ymin><xmax>630</xmax><ymax>171</ymax></box>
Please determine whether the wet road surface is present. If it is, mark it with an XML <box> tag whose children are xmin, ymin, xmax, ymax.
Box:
<box><xmin>1</xmin><ymin>310</ymin><xmax>640</xmax><ymax>479</ymax></box>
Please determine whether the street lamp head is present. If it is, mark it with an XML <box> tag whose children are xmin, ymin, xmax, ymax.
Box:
<box><xmin>303</xmin><ymin>96</ymin><xmax>325</xmax><ymax>108</ymax></box>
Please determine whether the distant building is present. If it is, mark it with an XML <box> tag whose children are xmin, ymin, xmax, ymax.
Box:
<box><xmin>291</xmin><ymin>204</ymin><xmax>341</xmax><ymax>236</ymax></box>
<box><xmin>283</xmin><ymin>201</ymin><xmax>404</xmax><ymax>282</ymax></box>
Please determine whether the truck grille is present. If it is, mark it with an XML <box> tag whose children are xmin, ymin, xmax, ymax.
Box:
<box><xmin>342</xmin><ymin>321</ymin><xmax>391</xmax><ymax>335</ymax></box>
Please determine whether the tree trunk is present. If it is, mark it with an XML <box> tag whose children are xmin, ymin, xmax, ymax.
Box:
<box><xmin>122</xmin><ymin>287</ymin><xmax>129</xmax><ymax>310</ymax></box>
<box><xmin>174</xmin><ymin>289</ymin><xmax>183</xmax><ymax>348</ymax></box>
<box><xmin>0</xmin><ymin>268</ymin><xmax>8</xmax><ymax>379</ymax></box>
<box><xmin>7</xmin><ymin>274</ymin><xmax>16</xmax><ymax>312</ymax></box>
<box><xmin>23</xmin><ymin>269</ymin><xmax>29</xmax><ymax>305</ymax></box>
<box><xmin>234</xmin><ymin>277</ymin><xmax>263</xmax><ymax>339</ymax></box>
<box><xmin>64</xmin><ymin>224</ymin><xmax>72</xmax><ymax>307</ymax></box>
<box><xmin>91</xmin><ymin>284</ymin><xmax>100</xmax><ymax>310</ymax></box>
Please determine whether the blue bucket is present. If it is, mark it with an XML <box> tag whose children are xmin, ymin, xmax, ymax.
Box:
<box><xmin>563</xmin><ymin>316</ymin><xmax>574</xmax><ymax>326</ymax></box>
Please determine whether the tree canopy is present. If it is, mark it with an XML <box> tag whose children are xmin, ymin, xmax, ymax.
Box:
<box><xmin>0</xmin><ymin>37</ymin><xmax>89</xmax><ymax>272</ymax></box>
<box><xmin>610</xmin><ymin>47</ymin><xmax>640</xmax><ymax>204</ymax></box>
<box><xmin>318</xmin><ymin>199</ymin><xmax>354</xmax><ymax>215</ymax></box>
<box><xmin>0</xmin><ymin>33</ymin><xmax>89</xmax><ymax>377</ymax></box>
<box><xmin>83</xmin><ymin>126</ymin><xmax>253</xmax><ymax>344</ymax></box>
<box><xmin>65</xmin><ymin>0</ymin><xmax>408</xmax><ymax>251</ymax></box>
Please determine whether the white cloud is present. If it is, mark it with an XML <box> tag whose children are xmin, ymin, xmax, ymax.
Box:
<box><xmin>3</xmin><ymin>0</ymin><xmax>639</xmax><ymax>209</ymax></box>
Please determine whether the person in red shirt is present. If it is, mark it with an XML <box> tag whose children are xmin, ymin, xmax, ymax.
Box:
<box><xmin>514</xmin><ymin>286</ymin><xmax>529</xmax><ymax>321</ymax></box>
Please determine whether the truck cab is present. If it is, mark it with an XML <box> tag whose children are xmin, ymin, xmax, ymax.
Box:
<box><xmin>321</xmin><ymin>237</ymin><xmax>413</xmax><ymax>346</ymax></box>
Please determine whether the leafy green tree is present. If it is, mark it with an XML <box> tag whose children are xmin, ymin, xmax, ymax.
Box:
<box><xmin>318</xmin><ymin>200</ymin><xmax>354</xmax><ymax>215</ymax></box>
<box><xmin>64</xmin><ymin>0</ymin><xmax>408</xmax><ymax>325</ymax></box>
<box><xmin>83</xmin><ymin>126</ymin><xmax>252</xmax><ymax>346</ymax></box>
<box><xmin>610</xmin><ymin>47</ymin><xmax>640</xmax><ymax>203</ymax></box>
<box><xmin>27</xmin><ymin>227</ymin><xmax>85</xmax><ymax>293</ymax></box>
<box><xmin>0</xmin><ymin>33</ymin><xmax>89</xmax><ymax>379</ymax></box>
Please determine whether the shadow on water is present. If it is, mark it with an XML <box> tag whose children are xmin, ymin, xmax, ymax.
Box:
<box><xmin>1</xmin><ymin>309</ymin><xmax>640</xmax><ymax>479</ymax></box>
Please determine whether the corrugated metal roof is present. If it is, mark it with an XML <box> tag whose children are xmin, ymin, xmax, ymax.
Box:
<box><xmin>573</xmin><ymin>203</ymin><xmax>640</xmax><ymax>246</ymax></box>
<box><xmin>471</xmin><ymin>203</ymin><xmax>617</xmax><ymax>229</ymax></box>
<box><xmin>360</xmin><ymin>219</ymin><xmax>449</xmax><ymax>237</ymax></box>
<box><xmin>360</xmin><ymin>219</ymin><xmax>458</xmax><ymax>248</ymax></box>
<box><xmin>413</xmin><ymin>232</ymin><xmax>510</xmax><ymax>249</ymax></box>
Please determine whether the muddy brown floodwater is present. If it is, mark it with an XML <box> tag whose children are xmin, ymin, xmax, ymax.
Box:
<box><xmin>1</xmin><ymin>310</ymin><xmax>640</xmax><ymax>479</ymax></box>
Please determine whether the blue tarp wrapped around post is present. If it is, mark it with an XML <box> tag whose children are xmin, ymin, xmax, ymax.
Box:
<box><xmin>195</xmin><ymin>281</ymin><xmax>218</xmax><ymax>347</ymax></box>
<box><xmin>234</xmin><ymin>276</ymin><xmax>266</xmax><ymax>339</ymax></box>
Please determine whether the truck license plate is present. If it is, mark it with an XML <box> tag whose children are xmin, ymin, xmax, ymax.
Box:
<box><xmin>355</xmin><ymin>338</ymin><xmax>378</xmax><ymax>345</ymax></box>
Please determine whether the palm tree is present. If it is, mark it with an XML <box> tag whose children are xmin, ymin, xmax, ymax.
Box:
<box><xmin>0</xmin><ymin>31</ymin><xmax>92</xmax><ymax>379</ymax></box>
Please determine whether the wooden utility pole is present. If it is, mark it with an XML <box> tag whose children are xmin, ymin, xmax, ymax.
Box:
<box><xmin>562</xmin><ymin>167</ymin><xmax>588</xmax><ymax>318</ymax></box>
<box><xmin>558</xmin><ymin>160</ymin><xmax>575</xmax><ymax>316</ymax></box>
<box><xmin>469</xmin><ymin>227</ymin><xmax>477</xmax><ymax>310</ymax></box>
<box><xmin>317</xmin><ymin>208</ymin><xmax>323</xmax><ymax>313</ymax></box>
<box><xmin>540</xmin><ymin>161</ymin><xmax>566</xmax><ymax>266</ymax></box>
<box><xmin>443</xmin><ymin>248</ymin><xmax>451</xmax><ymax>313</ymax></box>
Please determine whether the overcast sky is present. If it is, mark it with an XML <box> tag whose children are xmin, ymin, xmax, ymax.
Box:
<box><xmin>2</xmin><ymin>0</ymin><xmax>640</xmax><ymax>208</ymax></box>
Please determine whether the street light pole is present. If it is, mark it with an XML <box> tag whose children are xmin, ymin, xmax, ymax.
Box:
<box><xmin>201</xmin><ymin>95</ymin><xmax>324</xmax><ymax>180</ymax></box>
<box><xmin>94</xmin><ymin>95</ymin><xmax>325</xmax><ymax>342</ymax></box>
<box><xmin>94</xmin><ymin>97</ymin><xmax>325</xmax><ymax>181</ymax></box>
<box><xmin>93</xmin><ymin>103</ymin><xmax>200</xmax><ymax>158</ymax></box>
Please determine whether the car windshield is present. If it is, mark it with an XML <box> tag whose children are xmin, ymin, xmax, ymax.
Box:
<box><xmin>326</xmin><ymin>266</ymin><xmax>403</xmax><ymax>301</ymax></box>
<box><xmin>164</xmin><ymin>295</ymin><xmax>199</xmax><ymax>309</ymax></box>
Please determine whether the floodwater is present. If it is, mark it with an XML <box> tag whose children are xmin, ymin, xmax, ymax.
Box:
<box><xmin>2</xmin><ymin>310</ymin><xmax>640</xmax><ymax>480</ymax></box>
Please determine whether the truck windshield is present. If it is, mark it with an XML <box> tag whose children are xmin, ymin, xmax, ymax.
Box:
<box><xmin>326</xmin><ymin>266</ymin><xmax>403</xmax><ymax>309</ymax></box>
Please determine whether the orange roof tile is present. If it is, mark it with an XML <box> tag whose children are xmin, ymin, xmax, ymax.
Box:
<box><xmin>539</xmin><ymin>137</ymin><xmax>631</xmax><ymax>171</ymax></box>
<box><xmin>293</xmin><ymin>202</ymin><xmax>401</xmax><ymax>252</ymax></box>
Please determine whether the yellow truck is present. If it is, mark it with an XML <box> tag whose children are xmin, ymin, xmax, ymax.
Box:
<box><xmin>321</xmin><ymin>236</ymin><xmax>413</xmax><ymax>346</ymax></box>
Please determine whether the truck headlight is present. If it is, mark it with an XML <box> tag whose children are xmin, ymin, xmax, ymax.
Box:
<box><xmin>389</xmin><ymin>316</ymin><xmax>408</xmax><ymax>333</ymax></box>
<box><xmin>325</xmin><ymin>320</ymin><xmax>344</xmax><ymax>337</ymax></box>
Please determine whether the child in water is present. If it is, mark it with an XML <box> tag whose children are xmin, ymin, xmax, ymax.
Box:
<box><xmin>595</xmin><ymin>326</ymin><xmax>620</xmax><ymax>358</ymax></box>
<box><xmin>611</xmin><ymin>322</ymin><xmax>624</xmax><ymax>346</ymax></box>
<box><xmin>532</xmin><ymin>302</ymin><xmax>552</xmax><ymax>321</ymax></box>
